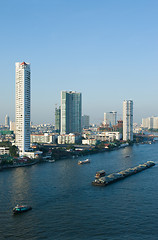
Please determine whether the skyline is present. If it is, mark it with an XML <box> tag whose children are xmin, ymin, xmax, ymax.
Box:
<box><xmin>0</xmin><ymin>0</ymin><xmax>158</xmax><ymax>124</ymax></box>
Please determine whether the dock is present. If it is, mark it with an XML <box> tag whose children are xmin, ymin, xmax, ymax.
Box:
<box><xmin>92</xmin><ymin>161</ymin><xmax>155</xmax><ymax>186</ymax></box>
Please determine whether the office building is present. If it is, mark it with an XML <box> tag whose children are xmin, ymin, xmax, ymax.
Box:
<box><xmin>15</xmin><ymin>62</ymin><xmax>31</xmax><ymax>155</ymax></box>
<box><xmin>5</xmin><ymin>115</ymin><xmax>10</xmax><ymax>128</ymax></box>
<box><xmin>61</xmin><ymin>91</ymin><xmax>82</xmax><ymax>134</ymax></box>
<box><xmin>123</xmin><ymin>100</ymin><xmax>133</xmax><ymax>141</ymax></box>
<box><xmin>104</xmin><ymin>111</ymin><xmax>117</xmax><ymax>127</ymax></box>
<box><xmin>82</xmin><ymin>115</ymin><xmax>90</xmax><ymax>129</ymax></box>
<box><xmin>55</xmin><ymin>106</ymin><xmax>61</xmax><ymax>133</ymax></box>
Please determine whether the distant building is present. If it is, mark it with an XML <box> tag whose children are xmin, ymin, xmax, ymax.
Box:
<box><xmin>82</xmin><ymin>115</ymin><xmax>90</xmax><ymax>129</ymax></box>
<box><xmin>61</xmin><ymin>91</ymin><xmax>82</xmax><ymax>134</ymax></box>
<box><xmin>104</xmin><ymin>111</ymin><xmax>117</xmax><ymax>127</ymax></box>
<box><xmin>15</xmin><ymin>62</ymin><xmax>31</xmax><ymax>155</ymax></box>
<box><xmin>142</xmin><ymin>116</ymin><xmax>158</xmax><ymax>129</ymax></box>
<box><xmin>5</xmin><ymin>115</ymin><xmax>10</xmax><ymax>128</ymax></box>
<box><xmin>123</xmin><ymin>100</ymin><xmax>133</xmax><ymax>141</ymax></box>
<box><xmin>10</xmin><ymin>121</ymin><xmax>16</xmax><ymax>133</ymax></box>
<box><xmin>55</xmin><ymin>106</ymin><xmax>61</xmax><ymax>133</ymax></box>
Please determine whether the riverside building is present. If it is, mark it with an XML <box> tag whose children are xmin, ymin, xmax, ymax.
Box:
<box><xmin>60</xmin><ymin>91</ymin><xmax>82</xmax><ymax>134</ymax></box>
<box><xmin>123</xmin><ymin>100</ymin><xmax>133</xmax><ymax>141</ymax></box>
<box><xmin>15</xmin><ymin>62</ymin><xmax>31</xmax><ymax>156</ymax></box>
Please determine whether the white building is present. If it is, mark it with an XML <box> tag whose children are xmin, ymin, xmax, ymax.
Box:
<box><xmin>61</xmin><ymin>91</ymin><xmax>82</xmax><ymax>134</ymax></box>
<box><xmin>58</xmin><ymin>133</ymin><xmax>80</xmax><ymax>144</ymax></box>
<box><xmin>142</xmin><ymin>117</ymin><xmax>158</xmax><ymax>129</ymax></box>
<box><xmin>15</xmin><ymin>62</ymin><xmax>31</xmax><ymax>156</ymax></box>
<box><xmin>123</xmin><ymin>100</ymin><xmax>133</xmax><ymax>141</ymax></box>
<box><xmin>104</xmin><ymin>111</ymin><xmax>117</xmax><ymax>127</ymax></box>
<box><xmin>0</xmin><ymin>147</ymin><xmax>10</xmax><ymax>155</ymax></box>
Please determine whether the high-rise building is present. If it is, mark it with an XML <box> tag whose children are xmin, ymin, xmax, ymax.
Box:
<box><xmin>5</xmin><ymin>115</ymin><xmax>10</xmax><ymax>128</ymax></box>
<box><xmin>55</xmin><ymin>106</ymin><xmax>61</xmax><ymax>133</ymax></box>
<box><xmin>15</xmin><ymin>62</ymin><xmax>31</xmax><ymax>155</ymax></box>
<box><xmin>142</xmin><ymin>116</ymin><xmax>158</xmax><ymax>129</ymax></box>
<box><xmin>123</xmin><ymin>100</ymin><xmax>133</xmax><ymax>141</ymax></box>
<box><xmin>104</xmin><ymin>111</ymin><xmax>117</xmax><ymax>127</ymax></box>
<box><xmin>82</xmin><ymin>115</ymin><xmax>90</xmax><ymax>129</ymax></box>
<box><xmin>61</xmin><ymin>91</ymin><xmax>82</xmax><ymax>134</ymax></box>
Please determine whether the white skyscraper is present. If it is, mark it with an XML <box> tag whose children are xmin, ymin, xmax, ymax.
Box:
<box><xmin>61</xmin><ymin>91</ymin><xmax>82</xmax><ymax>134</ymax></box>
<box><xmin>123</xmin><ymin>100</ymin><xmax>133</xmax><ymax>141</ymax></box>
<box><xmin>104</xmin><ymin>111</ymin><xmax>117</xmax><ymax>127</ymax></box>
<box><xmin>15</xmin><ymin>62</ymin><xmax>31</xmax><ymax>155</ymax></box>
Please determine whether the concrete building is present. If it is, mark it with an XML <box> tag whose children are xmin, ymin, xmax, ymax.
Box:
<box><xmin>82</xmin><ymin>115</ymin><xmax>90</xmax><ymax>129</ymax></box>
<box><xmin>104</xmin><ymin>111</ymin><xmax>117</xmax><ymax>127</ymax></box>
<box><xmin>5</xmin><ymin>115</ymin><xmax>10</xmax><ymax>128</ymax></box>
<box><xmin>31</xmin><ymin>133</ymin><xmax>57</xmax><ymax>144</ymax></box>
<box><xmin>15</xmin><ymin>62</ymin><xmax>31</xmax><ymax>156</ymax></box>
<box><xmin>0</xmin><ymin>147</ymin><xmax>10</xmax><ymax>155</ymax></box>
<box><xmin>10</xmin><ymin>121</ymin><xmax>16</xmax><ymax>133</ymax></box>
<box><xmin>123</xmin><ymin>100</ymin><xmax>133</xmax><ymax>141</ymax></box>
<box><xmin>55</xmin><ymin>106</ymin><xmax>61</xmax><ymax>133</ymax></box>
<box><xmin>142</xmin><ymin>117</ymin><xmax>158</xmax><ymax>129</ymax></box>
<box><xmin>61</xmin><ymin>91</ymin><xmax>82</xmax><ymax>134</ymax></box>
<box><xmin>58</xmin><ymin>133</ymin><xmax>80</xmax><ymax>144</ymax></box>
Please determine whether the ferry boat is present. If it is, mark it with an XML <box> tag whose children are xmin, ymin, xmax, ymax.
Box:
<box><xmin>13</xmin><ymin>205</ymin><xmax>32</xmax><ymax>214</ymax></box>
<box><xmin>95</xmin><ymin>170</ymin><xmax>106</xmax><ymax>178</ymax></box>
<box><xmin>78</xmin><ymin>159</ymin><xmax>90</xmax><ymax>165</ymax></box>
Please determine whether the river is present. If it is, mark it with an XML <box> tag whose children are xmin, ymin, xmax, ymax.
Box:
<box><xmin>0</xmin><ymin>142</ymin><xmax>158</xmax><ymax>240</ymax></box>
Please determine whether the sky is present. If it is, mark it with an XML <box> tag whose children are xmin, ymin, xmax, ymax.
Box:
<box><xmin>0</xmin><ymin>0</ymin><xmax>158</xmax><ymax>125</ymax></box>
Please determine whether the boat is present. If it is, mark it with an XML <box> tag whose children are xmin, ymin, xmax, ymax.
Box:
<box><xmin>95</xmin><ymin>170</ymin><xmax>106</xmax><ymax>178</ymax></box>
<box><xmin>13</xmin><ymin>205</ymin><xmax>32</xmax><ymax>214</ymax></box>
<box><xmin>78</xmin><ymin>159</ymin><xmax>90</xmax><ymax>165</ymax></box>
<box><xmin>48</xmin><ymin>159</ymin><xmax>55</xmax><ymax>163</ymax></box>
<box><xmin>125</xmin><ymin>155</ymin><xmax>130</xmax><ymax>158</ymax></box>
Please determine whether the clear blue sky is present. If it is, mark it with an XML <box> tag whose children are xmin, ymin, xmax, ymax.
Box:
<box><xmin>0</xmin><ymin>0</ymin><xmax>158</xmax><ymax>124</ymax></box>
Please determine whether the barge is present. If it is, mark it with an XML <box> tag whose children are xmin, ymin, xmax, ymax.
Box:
<box><xmin>92</xmin><ymin>161</ymin><xmax>155</xmax><ymax>186</ymax></box>
<box><xmin>78</xmin><ymin>159</ymin><xmax>90</xmax><ymax>165</ymax></box>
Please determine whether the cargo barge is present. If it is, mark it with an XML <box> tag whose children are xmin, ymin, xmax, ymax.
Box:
<box><xmin>92</xmin><ymin>161</ymin><xmax>155</xmax><ymax>186</ymax></box>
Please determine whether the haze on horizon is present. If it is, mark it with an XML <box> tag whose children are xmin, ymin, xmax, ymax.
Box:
<box><xmin>0</xmin><ymin>0</ymin><xmax>158</xmax><ymax>125</ymax></box>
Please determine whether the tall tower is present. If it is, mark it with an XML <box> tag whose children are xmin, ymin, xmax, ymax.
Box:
<box><xmin>15</xmin><ymin>62</ymin><xmax>31</xmax><ymax>155</ymax></box>
<box><xmin>55</xmin><ymin>106</ymin><xmax>61</xmax><ymax>133</ymax></box>
<box><xmin>5</xmin><ymin>115</ymin><xmax>10</xmax><ymax>128</ymax></box>
<box><xmin>61</xmin><ymin>91</ymin><xmax>82</xmax><ymax>134</ymax></box>
<box><xmin>123</xmin><ymin>100</ymin><xmax>133</xmax><ymax>141</ymax></box>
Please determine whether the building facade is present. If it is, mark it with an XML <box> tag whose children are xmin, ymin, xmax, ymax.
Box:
<box><xmin>55</xmin><ymin>106</ymin><xmax>61</xmax><ymax>133</ymax></box>
<box><xmin>123</xmin><ymin>100</ymin><xmax>133</xmax><ymax>141</ymax></box>
<box><xmin>142</xmin><ymin>117</ymin><xmax>158</xmax><ymax>129</ymax></box>
<box><xmin>104</xmin><ymin>111</ymin><xmax>117</xmax><ymax>127</ymax></box>
<box><xmin>82</xmin><ymin>115</ymin><xmax>90</xmax><ymax>129</ymax></box>
<box><xmin>61</xmin><ymin>91</ymin><xmax>82</xmax><ymax>134</ymax></box>
<box><xmin>15</xmin><ymin>62</ymin><xmax>31</xmax><ymax>156</ymax></box>
<box><xmin>5</xmin><ymin>115</ymin><xmax>10</xmax><ymax>128</ymax></box>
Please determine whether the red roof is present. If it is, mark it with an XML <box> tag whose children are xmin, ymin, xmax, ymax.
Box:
<box><xmin>20</xmin><ymin>62</ymin><xmax>27</xmax><ymax>65</ymax></box>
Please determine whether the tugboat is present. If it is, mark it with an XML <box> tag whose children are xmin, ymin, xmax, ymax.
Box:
<box><xmin>13</xmin><ymin>205</ymin><xmax>32</xmax><ymax>214</ymax></box>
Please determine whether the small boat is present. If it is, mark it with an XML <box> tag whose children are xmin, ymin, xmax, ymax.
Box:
<box><xmin>48</xmin><ymin>159</ymin><xmax>55</xmax><ymax>163</ymax></box>
<box><xmin>13</xmin><ymin>205</ymin><xmax>32</xmax><ymax>214</ymax></box>
<box><xmin>95</xmin><ymin>170</ymin><xmax>106</xmax><ymax>178</ymax></box>
<box><xmin>78</xmin><ymin>159</ymin><xmax>90</xmax><ymax>165</ymax></box>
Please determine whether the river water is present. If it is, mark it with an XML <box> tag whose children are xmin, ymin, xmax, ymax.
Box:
<box><xmin>0</xmin><ymin>142</ymin><xmax>158</xmax><ymax>240</ymax></box>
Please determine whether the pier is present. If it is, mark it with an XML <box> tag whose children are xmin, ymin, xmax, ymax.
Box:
<box><xmin>92</xmin><ymin>161</ymin><xmax>155</xmax><ymax>186</ymax></box>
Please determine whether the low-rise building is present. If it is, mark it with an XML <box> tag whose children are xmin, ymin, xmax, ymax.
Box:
<box><xmin>58</xmin><ymin>133</ymin><xmax>81</xmax><ymax>144</ymax></box>
<box><xmin>0</xmin><ymin>147</ymin><xmax>10</xmax><ymax>155</ymax></box>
